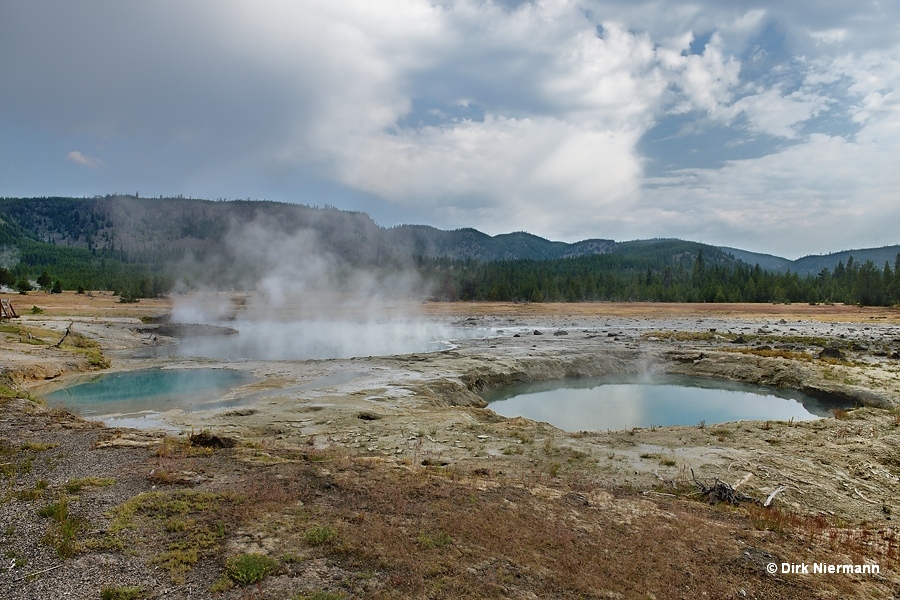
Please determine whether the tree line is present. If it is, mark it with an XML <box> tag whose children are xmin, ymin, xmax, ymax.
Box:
<box><xmin>4</xmin><ymin>240</ymin><xmax>899</xmax><ymax>307</ymax></box>
<box><xmin>0</xmin><ymin>240</ymin><xmax>172</xmax><ymax>299</ymax></box>
<box><xmin>419</xmin><ymin>251</ymin><xmax>900</xmax><ymax>306</ymax></box>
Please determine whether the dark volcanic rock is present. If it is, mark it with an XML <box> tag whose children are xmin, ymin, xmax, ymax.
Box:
<box><xmin>189</xmin><ymin>431</ymin><xmax>237</xmax><ymax>448</ymax></box>
<box><xmin>818</xmin><ymin>346</ymin><xmax>846</xmax><ymax>360</ymax></box>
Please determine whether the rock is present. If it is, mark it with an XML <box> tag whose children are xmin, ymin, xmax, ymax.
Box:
<box><xmin>223</xmin><ymin>408</ymin><xmax>256</xmax><ymax>417</ymax></box>
<box><xmin>563</xmin><ymin>492</ymin><xmax>590</xmax><ymax>506</ymax></box>
<box><xmin>818</xmin><ymin>346</ymin><xmax>845</xmax><ymax>360</ymax></box>
<box><xmin>731</xmin><ymin>336</ymin><xmax>747</xmax><ymax>344</ymax></box>
<box><xmin>553</xmin><ymin>329</ymin><xmax>568</xmax><ymax>336</ymax></box>
<box><xmin>739</xmin><ymin>547</ymin><xmax>779</xmax><ymax>574</ymax></box>
<box><xmin>189</xmin><ymin>431</ymin><xmax>237</xmax><ymax>448</ymax></box>
<box><xmin>533</xmin><ymin>330</ymin><xmax>543</xmax><ymax>335</ymax></box>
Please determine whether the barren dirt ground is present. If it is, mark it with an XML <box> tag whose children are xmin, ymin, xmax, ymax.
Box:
<box><xmin>2</xmin><ymin>292</ymin><xmax>900</xmax><ymax>599</ymax></box>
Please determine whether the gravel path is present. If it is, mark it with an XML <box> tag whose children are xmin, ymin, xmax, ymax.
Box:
<box><xmin>0</xmin><ymin>400</ymin><xmax>167</xmax><ymax>599</ymax></box>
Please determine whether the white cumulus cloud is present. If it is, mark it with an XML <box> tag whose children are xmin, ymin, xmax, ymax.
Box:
<box><xmin>66</xmin><ymin>151</ymin><xmax>103</xmax><ymax>168</ymax></box>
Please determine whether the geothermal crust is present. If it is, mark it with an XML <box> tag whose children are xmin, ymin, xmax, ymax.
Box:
<box><xmin>19</xmin><ymin>301</ymin><xmax>900</xmax><ymax>524</ymax></box>
<box><xmin>5</xmin><ymin>297</ymin><xmax>900</xmax><ymax>598</ymax></box>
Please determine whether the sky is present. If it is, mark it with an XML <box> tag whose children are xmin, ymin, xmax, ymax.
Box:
<box><xmin>1</xmin><ymin>0</ymin><xmax>899</xmax><ymax>259</ymax></box>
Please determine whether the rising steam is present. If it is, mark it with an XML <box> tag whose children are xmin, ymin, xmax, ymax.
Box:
<box><xmin>170</xmin><ymin>213</ymin><xmax>482</xmax><ymax>360</ymax></box>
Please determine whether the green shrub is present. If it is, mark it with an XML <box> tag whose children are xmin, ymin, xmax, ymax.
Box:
<box><xmin>304</xmin><ymin>525</ymin><xmax>337</xmax><ymax>546</ymax></box>
<box><xmin>225</xmin><ymin>553</ymin><xmax>278</xmax><ymax>586</ymax></box>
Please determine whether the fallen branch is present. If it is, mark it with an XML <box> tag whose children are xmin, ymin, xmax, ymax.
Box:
<box><xmin>854</xmin><ymin>488</ymin><xmax>879</xmax><ymax>505</ymax></box>
<box><xmin>764</xmin><ymin>486</ymin><xmax>787</xmax><ymax>507</ymax></box>
<box><xmin>643</xmin><ymin>490</ymin><xmax>677</xmax><ymax>498</ymax></box>
<box><xmin>54</xmin><ymin>322</ymin><xmax>74</xmax><ymax>348</ymax></box>
<box><xmin>14</xmin><ymin>564</ymin><xmax>63</xmax><ymax>582</ymax></box>
<box><xmin>732</xmin><ymin>472</ymin><xmax>753</xmax><ymax>490</ymax></box>
<box><xmin>725</xmin><ymin>457</ymin><xmax>752</xmax><ymax>472</ymax></box>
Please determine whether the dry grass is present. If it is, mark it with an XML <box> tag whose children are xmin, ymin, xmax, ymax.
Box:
<box><xmin>60</xmin><ymin>332</ymin><xmax>111</xmax><ymax>369</ymax></box>
<box><xmin>0</xmin><ymin>290</ymin><xmax>170</xmax><ymax>318</ymax></box>
<box><xmin>6</xmin><ymin>292</ymin><xmax>900</xmax><ymax>323</ymax></box>
<box><xmin>4</xmin><ymin>399</ymin><xmax>896</xmax><ymax>598</ymax></box>
<box><xmin>106</xmin><ymin>490</ymin><xmax>238</xmax><ymax>583</ymax></box>
<box><xmin>746</xmin><ymin>504</ymin><xmax>900</xmax><ymax>567</ymax></box>
<box><xmin>417</xmin><ymin>300</ymin><xmax>900</xmax><ymax>324</ymax></box>
<box><xmin>92</xmin><ymin>440</ymin><xmax>887</xmax><ymax>598</ymax></box>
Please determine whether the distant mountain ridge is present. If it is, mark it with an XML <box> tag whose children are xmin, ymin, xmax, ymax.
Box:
<box><xmin>0</xmin><ymin>196</ymin><xmax>895</xmax><ymax>274</ymax></box>
<box><xmin>0</xmin><ymin>196</ymin><xmax>634</xmax><ymax>266</ymax></box>
<box><xmin>720</xmin><ymin>245</ymin><xmax>900</xmax><ymax>276</ymax></box>
<box><xmin>385</xmin><ymin>225</ymin><xmax>618</xmax><ymax>261</ymax></box>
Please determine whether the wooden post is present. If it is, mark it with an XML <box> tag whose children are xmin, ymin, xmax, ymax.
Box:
<box><xmin>0</xmin><ymin>298</ymin><xmax>18</xmax><ymax>320</ymax></box>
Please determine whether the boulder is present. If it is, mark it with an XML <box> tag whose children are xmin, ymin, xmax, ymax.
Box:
<box><xmin>818</xmin><ymin>346</ymin><xmax>845</xmax><ymax>360</ymax></box>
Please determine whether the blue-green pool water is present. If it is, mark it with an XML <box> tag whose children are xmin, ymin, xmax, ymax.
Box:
<box><xmin>44</xmin><ymin>368</ymin><xmax>256</xmax><ymax>417</ymax></box>
<box><xmin>484</xmin><ymin>375</ymin><xmax>852</xmax><ymax>432</ymax></box>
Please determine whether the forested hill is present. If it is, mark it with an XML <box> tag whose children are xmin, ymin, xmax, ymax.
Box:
<box><xmin>0</xmin><ymin>195</ymin><xmax>703</xmax><ymax>264</ymax></box>
<box><xmin>2</xmin><ymin>196</ymin><xmax>893</xmax><ymax>269</ymax></box>
<box><xmin>0</xmin><ymin>196</ymin><xmax>898</xmax><ymax>305</ymax></box>
<box><xmin>385</xmin><ymin>225</ymin><xmax>618</xmax><ymax>261</ymax></box>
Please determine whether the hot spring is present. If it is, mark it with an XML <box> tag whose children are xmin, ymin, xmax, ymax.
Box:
<box><xmin>483</xmin><ymin>375</ymin><xmax>854</xmax><ymax>432</ymax></box>
<box><xmin>43</xmin><ymin>368</ymin><xmax>257</xmax><ymax>429</ymax></box>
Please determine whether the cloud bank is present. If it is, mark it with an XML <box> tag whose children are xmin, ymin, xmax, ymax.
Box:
<box><xmin>2</xmin><ymin>0</ymin><xmax>899</xmax><ymax>258</ymax></box>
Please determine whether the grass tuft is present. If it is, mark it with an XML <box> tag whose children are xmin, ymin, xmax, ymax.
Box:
<box><xmin>305</xmin><ymin>525</ymin><xmax>337</xmax><ymax>546</ymax></box>
<box><xmin>225</xmin><ymin>552</ymin><xmax>279</xmax><ymax>586</ymax></box>
<box><xmin>100</xmin><ymin>586</ymin><xmax>145</xmax><ymax>600</ymax></box>
<box><xmin>64</xmin><ymin>476</ymin><xmax>115</xmax><ymax>494</ymax></box>
<box><xmin>37</xmin><ymin>494</ymin><xmax>85</xmax><ymax>558</ymax></box>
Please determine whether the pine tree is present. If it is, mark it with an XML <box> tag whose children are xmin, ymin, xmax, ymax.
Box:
<box><xmin>36</xmin><ymin>270</ymin><xmax>52</xmax><ymax>290</ymax></box>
